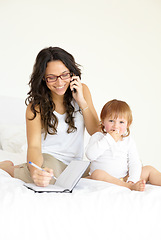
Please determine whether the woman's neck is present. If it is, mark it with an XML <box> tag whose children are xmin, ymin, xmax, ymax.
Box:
<box><xmin>51</xmin><ymin>93</ymin><xmax>66</xmax><ymax>115</ymax></box>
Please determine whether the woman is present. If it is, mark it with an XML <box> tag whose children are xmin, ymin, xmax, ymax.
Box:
<box><xmin>0</xmin><ymin>47</ymin><xmax>100</xmax><ymax>187</ymax></box>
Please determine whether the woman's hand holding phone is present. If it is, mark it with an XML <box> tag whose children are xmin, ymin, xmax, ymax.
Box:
<box><xmin>70</xmin><ymin>74</ymin><xmax>87</xmax><ymax>109</ymax></box>
<box><xmin>70</xmin><ymin>73</ymin><xmax>79</xmax><ymax>93</ymax></box>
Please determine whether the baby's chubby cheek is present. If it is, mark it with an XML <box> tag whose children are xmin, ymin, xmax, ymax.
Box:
<box><xmin>121</xmin><ymin>127</ymin><xmax>127</xmax><ymax>134</ymax></box>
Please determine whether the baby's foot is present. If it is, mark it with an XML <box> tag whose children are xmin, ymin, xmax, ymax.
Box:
<box><xmin>130</xmin><ymin>180</ymin><xmax>145</xmax><ymax>191</ymax></box>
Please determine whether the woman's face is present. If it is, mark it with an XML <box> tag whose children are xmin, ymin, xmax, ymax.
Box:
<box><xmin>45</xmin><ymin>60</ymin><xmax>71</xmax><ymax>97</ymax></box>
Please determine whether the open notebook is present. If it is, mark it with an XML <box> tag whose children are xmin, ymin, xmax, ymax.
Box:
<box><xmin>24</xmin><ymin>160</ymin><xmax>90</xmax><ymax>193</ymax></box>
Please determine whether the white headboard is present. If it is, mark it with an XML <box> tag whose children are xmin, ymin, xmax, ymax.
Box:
<box><xmin>0</xmin><ymin>96</ymin><xmax>27</xmax><ymax>160</ymax></box>
<box><xmin>0</xmin><ymin>96</ymin><xmax>26</xmax><ymax>125</ymax></box>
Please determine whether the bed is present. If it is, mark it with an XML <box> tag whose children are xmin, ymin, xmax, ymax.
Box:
<box><xmin>0</xmin><ymin>96</ymin><xmax>161</xmax><ymax>240</ymax></box>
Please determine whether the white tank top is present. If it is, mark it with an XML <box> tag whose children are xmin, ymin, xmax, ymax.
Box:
<box><xmin>41</xmin><ymin>101</ymin><xmax>85</xmax><ymax>165</ymax></box>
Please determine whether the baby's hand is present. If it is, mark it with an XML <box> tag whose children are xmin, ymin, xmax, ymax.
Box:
<box><xmin>109</xmin><ymin>130</ymin><xmax>121</xmax><ymax>142</ymax></box>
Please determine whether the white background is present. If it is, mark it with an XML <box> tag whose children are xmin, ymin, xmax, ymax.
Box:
<box><xmin>0</xmin><ymin>0</ymin><xmax>161</xmax><ymax>170</ymax></box>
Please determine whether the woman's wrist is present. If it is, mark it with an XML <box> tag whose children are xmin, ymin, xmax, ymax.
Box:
<box><xmin>79</xmin><ymin>101</ymin><xmax>88</xmax><ymax>111</ymax></box>
<box><xmin>81</xmin><ymin>105</ymin><xmax>89</xmax><ymax>112</ymax></box>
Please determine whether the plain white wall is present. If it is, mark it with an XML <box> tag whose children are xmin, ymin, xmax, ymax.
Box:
<box><xmin>0</xmin><ymin>0</ymin><xmax>161</xmax><ymax>169</ymax></box>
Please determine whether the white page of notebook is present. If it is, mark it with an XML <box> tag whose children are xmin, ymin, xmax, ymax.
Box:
<box><xmin>24</xmin><ymin>160</ymin><xmax>90</xmax><ymax>192</ymax></box>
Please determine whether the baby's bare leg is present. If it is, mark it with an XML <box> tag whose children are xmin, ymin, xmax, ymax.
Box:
<box><xmin>141</xmin><ymin>166</ymin><xmax>161</xmax><ymax>186</ymax></box>
<box><xmin>0</xmin><ymin>160</ymin><xmax>15</xmax><ymax>177</ymax></box>
<box><xmin>90</xmin><ymin>169</ymin><xmax>145</xmax><ymax>191</ymax></box>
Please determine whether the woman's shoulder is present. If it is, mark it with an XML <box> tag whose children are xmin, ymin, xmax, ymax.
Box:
<box><xmin>26</xmin><ymin>103</ymin><xmax>40</xmax><ymax>118</ymax></box>
<box><xmin>82</xmin><ymin>83</ymin><xmax>90</xmax><ymax>93</ymax></box>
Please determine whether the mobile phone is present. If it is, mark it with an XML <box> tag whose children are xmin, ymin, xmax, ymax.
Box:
<box><xmin>70</xmin><ymin>73</ymin><xmax>76</xmax><ymax>93</ymax></box>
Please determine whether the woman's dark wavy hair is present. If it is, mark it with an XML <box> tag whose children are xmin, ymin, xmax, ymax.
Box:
<box><xmin>25</xmin><ymin>47</ymin><xmax>81</xmax><ymax>138</ymax></box>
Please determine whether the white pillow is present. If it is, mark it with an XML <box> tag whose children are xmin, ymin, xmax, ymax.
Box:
<box><xmin>0</xmin><ymin>149</ymin><xmax>26</xmax><ymax>165</ymax></box>
<box><xmin>0</xmin><ymin>124</ymin><xmax>27</xmax><ymax>153</ymax></box>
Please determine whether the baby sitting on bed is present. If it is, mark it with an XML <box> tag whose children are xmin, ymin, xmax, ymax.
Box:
<box><xmin>85</xmin><ymin>99</ymin><xmax>161</xmax><ymax>191</ymax></box>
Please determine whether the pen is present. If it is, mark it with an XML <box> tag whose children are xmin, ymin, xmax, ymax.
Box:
<box><xmin>29</xmin><ymin>161</ymin><xmax>57</xmax><ymax>180</ymax></box>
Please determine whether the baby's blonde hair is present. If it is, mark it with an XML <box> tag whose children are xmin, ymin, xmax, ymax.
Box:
<box><xmin>100</xmin><ymin>99</ymin><xmax>133</xmax><ymax>137</ymax></box>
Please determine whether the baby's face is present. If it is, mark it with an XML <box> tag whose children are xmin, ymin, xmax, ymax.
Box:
<box><xmin>103</xmin><ymin>115</ymin><xmax>128</xmax><ymax>135</ymax></box>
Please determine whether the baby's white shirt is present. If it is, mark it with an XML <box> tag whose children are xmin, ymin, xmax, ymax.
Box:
<box><xmin>85</xmin><ymin>132</ymin><xmax>142</xmax><ymax>183</ymax></box>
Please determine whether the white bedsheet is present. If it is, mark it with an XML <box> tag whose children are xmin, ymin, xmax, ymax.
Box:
<box><xmin>0</xmin><ymin>96</ymin><xmax>161</xmax><ymax>240</ymax></box>
<box><xmin>0</xmin><ymin>149</ymin><xmax>26</xmax><ymax>165</ymax></box>
<box><xmin>0</xmin><ymin>169</ymin><xmax>161</xmax><ymax>240</ymax></box>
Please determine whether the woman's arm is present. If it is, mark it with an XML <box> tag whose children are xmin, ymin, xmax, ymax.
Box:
<box><xmin>26</xmin><ymin>104</ymin><xmax>53</xmax><ymax>186</ymax></box>
<box><xmin>70</xmin><ymin>78</ymin><xmax>100</xmax><ymax>135</ymax></box>
<box><xmin>81</xmin><ymin>84</ymin><xmax>100</xmax><ymax>135</ymax></box>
